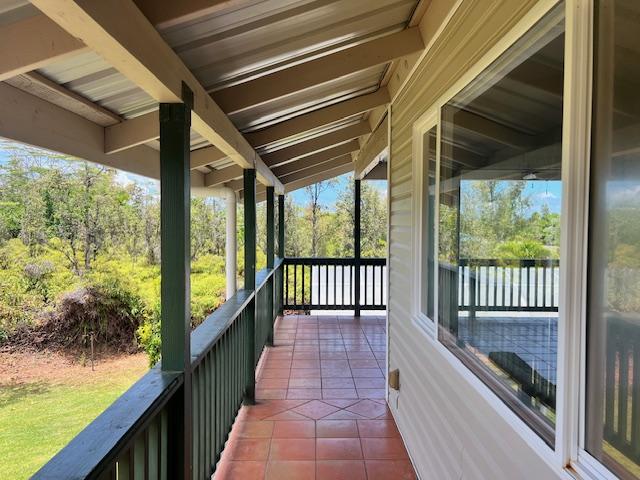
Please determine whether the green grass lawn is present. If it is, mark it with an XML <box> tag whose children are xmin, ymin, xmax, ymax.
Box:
<box><xmin>0</xmin><ymin>355</ymin><xmax>147</xmax><ymax>479</ymax></box>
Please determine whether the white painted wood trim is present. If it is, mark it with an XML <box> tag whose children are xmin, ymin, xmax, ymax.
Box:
<box><xmin>411</xmin><ymin>108</ymin><xmax>439</xmax><ymax>340</ymax></box>
<box><xmin>556</xmin><ymin>0</ymin><xmax>594</xmax><ymax>471</ymax></box>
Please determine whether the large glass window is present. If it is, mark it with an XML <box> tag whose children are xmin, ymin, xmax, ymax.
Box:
<box><xmin>436</xmin><ymin>5</ymin><xmax>565</xmax><ymax>444</ymax></box>
<box><xmin>586</xmin><ymin>1</ymin><xmax>640</xmax><ymax>477</ymax></box>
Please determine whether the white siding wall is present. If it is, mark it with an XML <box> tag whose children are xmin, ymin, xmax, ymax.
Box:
<box><xmin>387</xmin><ymin>1</ymin><xmax>564</xmax><ymax>478</ymax></box>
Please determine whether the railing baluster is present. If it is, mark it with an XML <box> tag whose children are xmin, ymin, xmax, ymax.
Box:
<box><xmin>293</xmin><ymin>263</ymin><xmax>298</xmax><ymax>307</ymax></box>
<box><xmin>333</xmin><ymin>264</ymin><xmax>338</xmax><ymax>306</ymax></box>
<box><xmin>324</xmin><ymin>263</ymin><xmax>328</xmax><ymax>307</ymax></box>
<box><xmin>301</xmin><ymin>263</ymin><xmax>306</xmax><ymax>309</ymax></box>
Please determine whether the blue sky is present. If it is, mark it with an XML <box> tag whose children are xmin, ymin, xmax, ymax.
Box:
<box><xmin>1</xmin><ymin>139</ymin><xmax>557</xmax><ymax>214</ymax></box>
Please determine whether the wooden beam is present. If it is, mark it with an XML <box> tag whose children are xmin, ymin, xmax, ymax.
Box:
<box><xmin>0</xmin><ymin>13</ymin><xmax>87</xmax><ymax>81</ymax></box>
<box><xmin>280</xmin><ymin>155</ymin><xmax>352</xmax><ymax>184</ymax></box>
<box><xmin>133</xmin><ymin>0</ymin><xmax>236</xmax><ymax>28</ymax></box>
<box><xmin>245</xmin><ymin>89</ymin><xmax>390</xmax><ymax>148</ymax></box>
<box><xmin>5</xmin><ymin>71</ymin><xmax>120</xmax><ymax>127</ymax></box>
<box><xmin>190</xmin><ymin>146</ymin><xmax>226</xmax><ymax>169</ymax></box>
<box><xmin>104</xmin><ymin>88</ymin><xmax>385</xmax><ymax>156</ymax></box>
<box><xmin>272</xmin><ymin>140</ymin><xmax>359</xmax><ymax>177</ymax></box>
<box><xmin>0</xmin><ymin>82</ymin><xmax>158</xmax><ymax>177</ymax></box>
<box><xmin>105</xmin><ymin>111</ymin><xmax>157</xmax><ymax>153</ymax></box>
<box><xmin>32</xmin><ymin>0</ymin><xmax>283</xmax><ymax>193</ymax></box>
<box><xmin>263</xmin><ymin>122</ymin><xmax>369</xmax><ymax>168</ymax></box>
<box><xmin>284</xmin><ymin>163</ymin><xmax>353</xmax><ymax>193</ymax></box>
<box><xmin>210</xmin><ymin>28</ymin><xmax>424</xmax><ymax>113</ymax></box>
<box><xmin>225</xmin><ymin>178</ymin><xmax>244</xmax><ymax>192</ymax></box>
<box><xmin>355</xmin><ymin>115</ymin><xmax>388</xmax><ymax>179</ymax></box>
<box><xmin>205</xmin><ymin>164</ymin><xmax>243</xmax><ymax>187</ymax></box>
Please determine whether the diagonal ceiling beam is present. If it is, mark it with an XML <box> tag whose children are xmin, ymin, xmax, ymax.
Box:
<box><xmin>245</xmin><ymin>89</ymin><xmax>390</xmax><ymax>148</ymax></box>
<box><xmin>31</xmin><ymin>0</ymin><xmax>283</xmax><ymax>193</ymax></box>
<box><xmin>210</xmin><ymin>27</ymin><xmax>424</xmax><ymax>114</ymax></box>
<box><xmin>0</xmin><ymin>13</ymin><xmax>87</xmax><ymax>81</ymax></box>
<box><xmin>262</xmin><ymin>122</ymin><xmax>369</xmax><ymax>168</ymax></box>
<box><xmin>272</xmin><ymin>140</ymin><xmax>359</xmax><ymax>178</ymax></box>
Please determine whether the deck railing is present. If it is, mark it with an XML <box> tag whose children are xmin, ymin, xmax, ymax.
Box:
<box><xmin>283</xmin><ymin>257</ymin><xmax>386</xmax><ymax>311</ymax></box>
<box><xmin>34</xmin><ymin>260</ymin><xmax>283</xmax><ymax>480</ymax></box>
<box><xmin>456</xmin><ymin>259</ymin><xmax>560</xmax><ymax>313</ymax></box>
<box><xmin>603</xmin><ymin>313</ymin><xmax>640</xmax><ymax>466</ymax></box>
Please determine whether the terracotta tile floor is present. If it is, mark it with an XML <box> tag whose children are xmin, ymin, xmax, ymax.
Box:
<box><xmin>214</xmin><ymin>314</ymin><xmax>416</xmax><ymax>480</ymax></box>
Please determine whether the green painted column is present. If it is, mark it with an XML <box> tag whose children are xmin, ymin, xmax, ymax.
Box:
<box><xmin>266</xmin><ymin>187</ymin><xmax>275</xmax><ymax>269</ymax></box>
<box><xmin>278</xmin><ymin>194</ymin><xmax>285</xmax><ymax>259</ymax></box>
<box><xmin>354</xmin><ymin>179</ymin><xmax>361</xmax><ymax>316</ymax></box>
<box><xmin>266</xmin><ymin>187</ymin><xmax>275</xmax><ymax>346</ymax></box>
<box><xmin>159</xmin><ymin>84</ymin><xmax>192</xmax><ymax>479</ymax></box>
<box><xmin>243</xmin><ymin>168</ymin><xmax>256</xmax><ymax>404</ymax></box>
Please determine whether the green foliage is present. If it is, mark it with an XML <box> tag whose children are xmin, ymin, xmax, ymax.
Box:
<box><xmin>0</xmin><ymin>147</ymin><xmax>233</xmax><ymax>363</ymax></box>
<box><xmin>459</xmin><ymin>180</ymin><xmax>560</xmax><ymax>261</ymax></box>
<box><xmin>284</xmin><ymin>175</ymin><xmax>388</xmax><ymax>259</ymax></box>
<box><xmin>493</xmin><ymin>239</ymin><xmax>554</xmax><ymax>260</ymax></box>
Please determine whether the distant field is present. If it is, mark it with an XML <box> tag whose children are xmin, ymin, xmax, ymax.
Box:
<box><xmin>0</xmin><ymin>351</ymin><xmax>147</xmax><ymax>479</ymax></box>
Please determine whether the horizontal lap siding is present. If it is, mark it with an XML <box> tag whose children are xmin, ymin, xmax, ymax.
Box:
<box><xmin>387</xmin><ymin>0</ymin><xmax>561</xmax><ymax>478</ymax></box>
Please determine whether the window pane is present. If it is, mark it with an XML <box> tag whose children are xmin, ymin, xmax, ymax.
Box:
<box><xmin>586</xmin><ymin>1</ymin><xmax>640</xmax><ymax>477</ymax></box>
<box><xmin>421</xmin><ymin>127</ymin><xmax>437</xmax><ymax>319</ymax></box>
<box><xmin>437</xmin><ymin>5</ymin><xmax>564</xmax><ymax>444</ymax></box>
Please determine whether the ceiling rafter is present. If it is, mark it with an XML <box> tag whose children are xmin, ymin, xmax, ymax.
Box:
<box><xmin>262</xmin><ymin>121</ymin><xmax>370</xmax><ymax>168</ymax></box>
<box><xmin>272</xmin><ymin>140</ymin><xmax>360</xmax><ymax>178</ymax></box>
<box><xmin>279</xmin><ymin>154</ymin><xmax>352</xmax><ymax>184</ymax></box>
<box><xmin>210</xmin><ymin>27</ymin><xmax>424</xmax><ymax>114</ymax></box>
<box><xmin>132</xmin><ymin>0</ymin><xmax>238</xmax><ymax>28</ymax></box>
<box><xmin>104</xmin><ymin>88</ymin><xmax>388</xmax><ymax>155</ymax></box>
<box><xmin>245</xmin><ymin>89</ymin><xmax>390</xmax><ymax>149</ymax></box>
<box><xmin>31</xmin><ymin>0</ymin><xmax>283</xmax><ymax>192</ymax></box>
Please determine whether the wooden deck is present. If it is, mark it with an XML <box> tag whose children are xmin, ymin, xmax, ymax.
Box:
<box><xmin>213</xmin><ymin>314</ymin><xmax>416</xmax><ymax>480</ymax></box>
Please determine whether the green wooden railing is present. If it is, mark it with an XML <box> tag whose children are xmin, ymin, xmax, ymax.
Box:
<box><xmin>34</xmin><ymin>261</ymin><xmax>283</xmax><ymax>480</ymax></box>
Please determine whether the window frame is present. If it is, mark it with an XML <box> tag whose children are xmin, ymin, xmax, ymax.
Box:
<box><xmin>406</xmin><ymin>0</ymin><xmax>612</xmax><ymax>477</ymax></box>
<box><xmin>411</xmin><ymin>109</ymin><xmax>441</xmax><ymax>339</ymax></box>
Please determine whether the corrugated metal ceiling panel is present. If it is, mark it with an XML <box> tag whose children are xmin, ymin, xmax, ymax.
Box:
<box><xmin>3</xmin><ymin>0</ymin><xmax>418</xmax><ymax>161</ymax></box>
<box><xmin>162</xmin><ymin>0</ymin><xmax>417</xmax><ymax>90</ymax></box>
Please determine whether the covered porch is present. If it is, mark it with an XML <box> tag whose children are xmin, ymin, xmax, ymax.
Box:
<box><xmin>216</xmin><ymin>313</ymin><xmax>414</xmax><ymax>479</ymax></box>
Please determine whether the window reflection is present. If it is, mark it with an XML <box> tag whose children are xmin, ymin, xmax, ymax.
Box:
<box><xmin>436</xmin><ymin>5</ymin><xmax>565</xmax><ymax>444</ymax></box>
<box><xmin>586</xmin><ymin>1</ymin><xmax>640</xmax><ymax>477</ymax></box>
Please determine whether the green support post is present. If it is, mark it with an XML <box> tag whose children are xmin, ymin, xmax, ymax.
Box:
<box><xmin>278</xmin><ymin>194</ymin><xmax>285</xmax><ymax>259</ymax></box>
<box><xmin>266</xmin><ymin>187</ymin><xmax>275</xmax><ymax>269</ymax></box>
<box><xmin>243</xmin><ymin>169</ymin><xmax>256</xmax><ymax>404</ymax></box>
<box><xmin>159</xmin><ymin>84</ymin><xmax>192</xmax><ymax>479</ymax></box>
<box><xmin>354</xmin><ymin>179</ymin><xmax>361</xmax><ymax>316</ymax></box>
<box><xmin>278</xmin><ymin>194</ymin><xmax>285</xmax><ymax>316</ymax></box>
<box><xmin>266</xmin><ymin>187</ymin><xmax>275</xmax><ymax>346</ymax></box>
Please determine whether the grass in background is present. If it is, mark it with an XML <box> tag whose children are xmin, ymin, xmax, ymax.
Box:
<box><xmin>0</xmin><ymin>353</ymin><xmax>147</xmax><ymax>479</ymax></box>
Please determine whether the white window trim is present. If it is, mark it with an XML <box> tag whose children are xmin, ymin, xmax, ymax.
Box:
<box><xmin>411</xmin><ymin>109</ymin><xmax>440</xmax><ymax>340</ymax></box>
<box><xmin>557</xmin><ymin>0</ymin><xmax>594</xmax><ymax>473</ymax></box>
